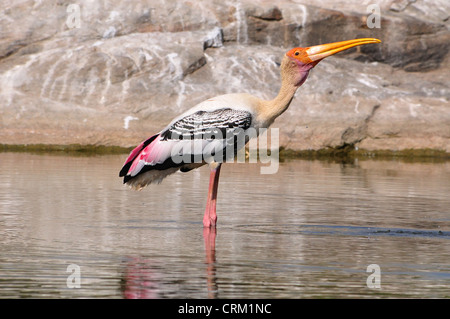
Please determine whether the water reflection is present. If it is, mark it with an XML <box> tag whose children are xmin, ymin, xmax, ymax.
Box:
<box><xmin>122</xmin><ymin>257</ymin><xmax>161</xmax><ymax>299</ymax></box>
<box><xmin>203</xmin><ymin>227</ymin><xmax>218</xmax><ymax>299</ymax></box>
<box><xmin>0</xmin><ymin>152</ymin><xmax>449</xmax><ymax>298</ymax></box>
<box><xmin>121</xmin><ymin>228</ymin><xmax>218</xmax><ymax>299</ymax></box>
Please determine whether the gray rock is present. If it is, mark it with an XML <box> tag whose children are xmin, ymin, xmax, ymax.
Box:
<box><xmin>203</xmin><ymin>27</ymin><xmax>224</xmax><ymax>49</ymax></box>
<box><xmin>0</xmin><ymin>0</ymin><xmax>448</xmax><ymax>153</ymax></box>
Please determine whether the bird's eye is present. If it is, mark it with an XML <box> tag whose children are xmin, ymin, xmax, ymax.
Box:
<box><xmin>294</xmin><ymin>51</ymin><xmax>299</xmax><ymax>56</ymax></box>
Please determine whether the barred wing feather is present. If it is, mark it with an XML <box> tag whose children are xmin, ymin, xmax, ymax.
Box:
<box><xmin>120</xmin><ymin>108</ymin><xmax>253</xmax><ymax>187</ymax></box>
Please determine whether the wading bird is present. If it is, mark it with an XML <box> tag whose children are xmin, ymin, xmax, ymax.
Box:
<box><xmin>120</xmin><ymin>38</ymin><xmax>381</xmax><ymax>228</ymax></box>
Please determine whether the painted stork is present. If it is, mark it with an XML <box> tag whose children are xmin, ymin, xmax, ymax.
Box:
<box><xmin>119</xmin><ymin>38</ymin><xmax>381</xmax><ymax>228</ymax></box>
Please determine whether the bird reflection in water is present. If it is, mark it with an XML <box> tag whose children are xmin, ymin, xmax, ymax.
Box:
<box><xmin>121</xmin><ymin>257</ymin><xmax>161</xmax><ymax>299</ymax></box>
<box><xmin>203</xmin><ymin>226</ymin><xmax>218</xmax><ymax>299</ymax></box>
<box><xmin>121</xmin><ymin>229</ymin><xmax>218</xmax><ymax>299</ymax></box>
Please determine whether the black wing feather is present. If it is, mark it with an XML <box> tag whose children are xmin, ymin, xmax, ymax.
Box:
<box><xmin>160</xmin><ymin>108</ymin><xmax>252</xmax><ymax>141</ymax></box>
<box><xmin>160</xmin><ymin>108</ymin><xmax>253</xmax><ymax>163</ymax></box>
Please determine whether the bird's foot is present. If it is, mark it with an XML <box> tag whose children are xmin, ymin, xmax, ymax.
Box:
<box><xmin>203</xmin><ymin>214</ymin><xmax>217</xmax><ymax>228</ymax></box>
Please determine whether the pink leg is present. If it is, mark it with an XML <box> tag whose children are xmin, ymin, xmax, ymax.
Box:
<box><xmin>203</xmin><ymin>164</ymin><xmax>222</xmax><ymax>228</ymax></box>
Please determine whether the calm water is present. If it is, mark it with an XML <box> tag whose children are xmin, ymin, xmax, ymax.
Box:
<box><xmin>0</xmin><ymin>152</ymin><xmax>449</xmax><ymax>298</ymax></box>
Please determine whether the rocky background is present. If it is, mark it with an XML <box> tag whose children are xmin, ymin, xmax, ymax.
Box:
<box><xmin>0</xmin><ymin>0</ymin><xmax>449</xmax><ymax>153</ymax></box>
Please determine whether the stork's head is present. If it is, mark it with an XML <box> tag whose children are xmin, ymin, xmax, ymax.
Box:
<box><xmin>282</xmin><ymin>38</ymin><xmax>381</xmax><ymax>87</ymax></box>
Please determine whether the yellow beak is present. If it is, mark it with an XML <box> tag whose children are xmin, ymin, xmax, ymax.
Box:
<box><xmin>305</xmin><ymin>38</ymin><xmax>381</xmax><ymax>61</ymax></box>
